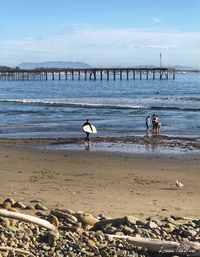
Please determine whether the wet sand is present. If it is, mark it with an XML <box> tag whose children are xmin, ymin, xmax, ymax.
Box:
<box><xmin>0</xmin><ymin>137</ymin><xmax>199</xmax><ymax>219</ymax></box>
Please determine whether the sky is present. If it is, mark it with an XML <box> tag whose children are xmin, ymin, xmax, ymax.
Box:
<box><xmin>0</xmin><ymin>0</ymin><xmax>200</xmax><ymax>67</ymax></box>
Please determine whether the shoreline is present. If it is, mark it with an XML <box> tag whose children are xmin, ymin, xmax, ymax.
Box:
<box><xmin>0</xmin><ymin>134</ymin><xmax>200</xmax><ymax>154</ymax></box>
<box><xmin>0</xmin><ymin>137</ymin><xmax>199</xmax><ymax>219</ymax></box>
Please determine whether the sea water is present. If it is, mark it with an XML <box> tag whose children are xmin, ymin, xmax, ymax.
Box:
<box><xmin>0</xmin><ymin>73</ymin><xmax>200</xmax><ymax>139</ymax></box>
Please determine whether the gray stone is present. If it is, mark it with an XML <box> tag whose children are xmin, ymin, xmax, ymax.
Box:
<box><xmin>145</xmin><ymin>221</ymin><xmax>159</xmax><ymax>229</ymax></box>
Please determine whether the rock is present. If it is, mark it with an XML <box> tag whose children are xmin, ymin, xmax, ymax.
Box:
<box><xmin>51</xmin><ymin>209</ymin><xmax>78</xmax><ymax>224</ymax></box>
<box><xmin>47</xmin><ymin>214</ymin><xmax>59</xmax><ymax>227</ymax></box>
<box><xmin>84</xmin><ymin>252</ymin><xmax>95</xmax><ymax>256</ymax></box>
<box><xmin>3</xmin><ymin>198</ymin><xmax>16</xmax><ymax>206</ymax></box>
<box><xmin>188</xmin><ymin>220</ymin><xmax>196</xmax><ymax>228</ymax></box>
<box><xmin>165</xmin><ymin>217</ymin><xmax>174</xmax><ymax>223</ymax></box>
<box><xmin>115</xmin><ymin>231</ymin><xmax>124</xmax><ymax>236</ymax></box>
<box><xmin>13</xmin><ymin>201</ymin><xmax>26</xmax><ymax>209</ymax></box>
<box><xmin>0</xmin><ymin>217</ymin><xmax>10</xmax><ymax>227</ymax></box>
<box><xmin>2</xmin><ymin>201</ymin><xmax>12</xmax><ymax>209</ymax></box>
<box><xmin>24</xmin><ymin>205</ymin><xmax>35</xmax><ymax>210</ymax></box>
<box><xmin>165</xmin><ymin>234</ymin><xmax>171</xmax><ymax>240</ymax></box>
<box><xmin>60</xmin><ymin>208</ymin><xmax>75</xmax><ymax>215</ymax></box>
<box><xmin>78</xmin><ymin>213</ymin><xmax>99</xmax><ymax>226</ymax></box>
<box><xmin>148</xmin><ymin>217</ymin><xmax>163</xmax><ymax>226</ymax></box>
<box><xmin>95</xmin><ymin>232</ymin><xmax>105</xmax><ymax>242</ymax></box>
<box><xmin>125</xmin><ymin>215</ymin><xmax>139</xmax><ymax>225</ymax></box>
<box><xmin>182</xmin><ymin>229</ymin><xmax>197</xmax><ymax>237</ymax></box>
<box><xmin>47</xmin><ymin>230</ymin><xmax>60</xmax><ymax>245</ymax></box>
<box><xmin>23</xmin><ymin>227</ymin><xmax>33</xmax><ymax>236</ymax></box>
<box><xmin>162</xmin><ymin>223</ymin><xmax>176</xmax><ymax>233</ymax></box>
<box><xmin>42</xmin><ymin>244</ymin><xmax>51</xmax><ymax>251</ymax></box>
<box><xmin>7</xmin><ymin>207</ymin><xmax>18</xmax><ymax>212</ymax></box>
<box><xmin>100</xmin><ymin>250</ymin><xmax>110</xmax><ymax>257</ymax></box>
<box><xmin>87</xmin><ymin>239</ymin><xmax>97</xmax><ymax>248</ymax></box>
<box><xmin>76</xmin><ymin>227</ymin><xmax>85</xmax><ymax>234</ymax></box>
<box><xmin>122</xmin><ymin>225</ymin><xmax>135</xmax><ymax>235</ymax></box>
<box><xmin>35</xmin><ymin>211</ymin><xmax>47</xmax><ymax>218</ymax></box>
<box><xmin>145</xmin><ymin>221</ymin><xmax>159</xmax><ymax>229</ymax></box>
<box><xmin>35</xmin><ymin>203</ymin><xmax>48</xmax><ymax>211</ymax></box>
<box><xmin>135</xmin><ymin>227</ymin><xmax>143</xmax><ymax>235</ymax></box>
<box><xmin>104</xmin><ymin>226</ymin><xmax>116</xmax><ymax>234</ymax></box>
<box><xmin>0</xmin><ymin>234</ymin><xmax>8</xmax><ymax>243</ymax></box>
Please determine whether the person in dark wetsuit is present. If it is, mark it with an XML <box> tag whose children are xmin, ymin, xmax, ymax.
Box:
<box><xmin>82</xmin><ymin>119</ymin><xmax>93</xmax><ymax>143</ymax></box>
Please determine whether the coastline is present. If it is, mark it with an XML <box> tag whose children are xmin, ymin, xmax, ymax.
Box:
<box><xmin>0</xmin><ymin>134</ymin><xmax>200</xmax><ymax>152</ymax></box>
<box><xmin>0</xmin><ymin>137</ymin><xmax>199</xmax><ymax>219</ymax></box>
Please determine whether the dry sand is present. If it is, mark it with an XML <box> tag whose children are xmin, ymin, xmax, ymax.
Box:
<box><xmin>0</xmin><ymin>139</ymin><xmax>199</xmax><ymax>219</ymax></box>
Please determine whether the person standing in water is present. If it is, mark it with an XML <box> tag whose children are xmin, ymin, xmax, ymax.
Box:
<box><xmin>145</xmin><ymin>115</ymin><xmax>151</xmax><ymax>130</ymax></box>
<box><xmin>151</xmin><ymin>114</ymin><xmax>157</xmax><ymax>130</ymax></box>
<box><xmin>82</xmin><ymin>119</ymin><xmax>93</xmax><ymax>143</ymax></box>
<box><xmin>155</xmin><ymin>117</ymin><xmax>161</xmax><ymax>135</ymax></box>
<box><xmin>151</xmin><ymin>114</ymin><xmax>161</xmax><ymax>135</ymax></box>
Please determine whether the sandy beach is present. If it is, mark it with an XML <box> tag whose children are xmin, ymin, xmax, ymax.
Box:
<box><xmin>0</xmin><ymin>137</ymin><xmax>199</xmax><ymax>219</ymax></box>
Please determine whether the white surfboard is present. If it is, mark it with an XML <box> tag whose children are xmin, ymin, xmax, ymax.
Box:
<box><xmin>83</xmin><ymin>124</ymin><xmax>97</xmax><ymax>133</ymax></box>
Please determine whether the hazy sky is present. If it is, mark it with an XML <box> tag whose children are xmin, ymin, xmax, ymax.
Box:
<box><xmin>1</xmin><ymin>0</ymin><xmax>200</xmax><ymax>67</ymax></box>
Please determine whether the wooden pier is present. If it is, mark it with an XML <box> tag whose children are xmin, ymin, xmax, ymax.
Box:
<box><xmin>0</xmin><ymin>67</ymin><xmax>175</xmax><ymax>81</ymax></box>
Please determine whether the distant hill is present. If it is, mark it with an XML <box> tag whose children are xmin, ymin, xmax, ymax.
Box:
<box><xmin>0</xmin><ymin>65</ymin><xmax>16</xmax><ymax>71</ymax></box>
<box><xmin>171</xmin><ymin>65</ymin><xmax>198</xmax><ymax>70</ymax></box>
<box><xmin>19</xmin><ymin>61</ymin><xmax>91</xmax><ymax>69</ymax></box>
<box><xmin>133</xmin><ymin>65</ymin><xmax>197</xmax><ymax>70</ymax></box>
<box><xmin>109</xmin><ymin>65</ymin><xmax>199</xmax><ymax>70</ymax></box>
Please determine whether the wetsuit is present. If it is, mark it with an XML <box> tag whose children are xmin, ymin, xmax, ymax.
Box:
<box><xmin>82</xmin><ymin>121</ymin><xmax>93</xmax><ymax>142</ymax></box>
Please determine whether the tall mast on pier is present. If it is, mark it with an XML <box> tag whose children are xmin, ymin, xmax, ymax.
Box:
<box><xmin>160</xmin><ymin>53</ymin><xmax>162</xmax><ymax>68</ymax></box>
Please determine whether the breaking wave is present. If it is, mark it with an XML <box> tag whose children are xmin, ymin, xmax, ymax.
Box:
<box><xmin>0</xmin><ymin>99</ymin><xmax>200</xmax><ymax>111</ymax></box>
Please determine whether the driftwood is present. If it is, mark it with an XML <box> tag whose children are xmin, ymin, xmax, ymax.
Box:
<box><xmin>50</xmin><ymin>209</ymin><xmax>77</xmax><ymax>224</ymax></box>
<box><xmin>0</xmin><ymin>208</ymin><xmax>56</xmax><ymax>230</ymax></box>
<box><xmin>93</xmin><ymin>217</ymin><xmax>127</xmax><ymax>230</ymax></box>
<box><xmin>108</xmin><ymin>235</ymin><xmax>200</xmax><ymax>256</ymax></box>
<box><xmin>0</xmin><ymin>246</ymin><xmax>34</xmax><ymax>256</ymax></box>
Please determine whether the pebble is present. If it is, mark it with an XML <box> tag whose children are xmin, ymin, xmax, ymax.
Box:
<box><xmin>47</xmin><ymin>214</ymin><xmax>59</xmax><ymax>227</ymax></box>
<box><xmin>24</xmin><ymin>204</ymin><xmax>35</xmax><ymax>210</ymax></box>
<box><xmin>2</xmin><ymin>201</ymin><xmax>12</xmax><ymax>209</ymax></box>
<box><xmin>77</xmin><ymin>213</ymin><xmax>99</xmax><ymax>226</ymax></box>
<box><xmin>3</xmin><ymin>197</ymin><xmax>16</xmax><ymax>206</ymax></box>
<box><xmin>0</xmin><ymin>197</ymin><xmax>199</xmax><ymax>257</ymax></box>
<box><xmin>13</xmin><ymin>201</ymin><xmax>26</xmax><ymax>209</ymax></box>
<box><xmin>35</xmin><ymin>203</ymin><xmax>48</xmax><ymax>211</ymax></box>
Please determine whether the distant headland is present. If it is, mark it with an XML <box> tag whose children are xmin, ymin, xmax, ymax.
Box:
<box><xmin>18</xmin><ymin>61</ymin><xmax>91</xmax><ymax>69</ymax></box>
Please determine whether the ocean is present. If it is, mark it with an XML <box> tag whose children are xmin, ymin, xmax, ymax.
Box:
<box><xmin>0</xmin><ymin>73</ymin><xmax>200</xmax><ymax>139</ymax></box>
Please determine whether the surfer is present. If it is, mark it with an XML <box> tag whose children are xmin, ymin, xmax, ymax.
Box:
<box><xmin>82</xmin><ymin>119</ymin><xmax>93</xmax><ymax>143</ymax></box>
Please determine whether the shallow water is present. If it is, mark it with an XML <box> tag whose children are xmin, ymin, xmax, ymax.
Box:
<box><xmin>44</xmin><ymin>141</ymin><xmax>199</xmax><ymax>155</ymax></box>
